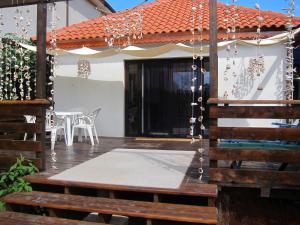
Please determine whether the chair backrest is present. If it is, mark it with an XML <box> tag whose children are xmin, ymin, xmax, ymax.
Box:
<box><xmin>24</xmin><ymin>115</ymin><xmax>36</xmax><ymax>123</ymax></box>
<box><xmin>45</xmin><ymin>111</ymin><xmax>54</xmax><ymax>130</ymax></box>
<box><xmin>46</xmin><ymin>111</ymin><xmax>64</xmax><ymax>130</ymax></box>
<box><xmin>88</xmin><ymin>108</ymin><xmax>101</xmax><ymax>124</ymax></box>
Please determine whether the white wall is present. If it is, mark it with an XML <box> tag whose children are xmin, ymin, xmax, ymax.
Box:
<box><xmin>55</xmin><ymin>54</ymin><xmax>126</xmax><ymax>137</ymax></box>
<box><xmin>0</xmin><ymin>0</ymin><xmax>101</xmax><ymax>37</ymax></box>
<box><xmin>218</xmin><ymin>44</ymin><xmax>286</xmax><ymax>128</ymax></box>
<box><xmin>54</xmin><ymin>44</ymin><xmax>287</xmax><ymax>137</ymax></box>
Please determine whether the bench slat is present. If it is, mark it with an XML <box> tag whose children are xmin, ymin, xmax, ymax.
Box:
<box><xmin>25</xmin><ymin>172</ymin><xmax>218</xmax><ymax>198</ymax></box>
<box><xmin>0</xmin><ymin>211</ymin><xmax>102</xmax><ymax>225</ymax></box>
<box><xmin>210</xmin><ymin>168</ymin><xmax>300</xmax><ymax>188</ymax></box>
<box><xmin>3</xmin><ymin>191</ymin><xmax>217</xmax><ymax>224</ymax></box>
<box><xmin>210</xmin><ymin>126</ymin><xmax>300</xmax><ymax>141</ymax></box>
<box><xmin>209</xmin><ymin>148</ymin><xmax>300</xmax><ymax>163</ymax></box>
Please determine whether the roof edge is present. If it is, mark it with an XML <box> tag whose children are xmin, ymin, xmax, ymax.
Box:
<box><xmin>87</xmin><ymin>0</ymin><xmax>115</xmax><ymax>13</ymax></box>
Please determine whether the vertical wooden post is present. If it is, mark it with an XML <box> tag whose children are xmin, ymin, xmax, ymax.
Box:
<box><xmin>209</xmin><ymin>0</ymin><xmax>218</xmax><ymax>172</ymax></box>
<box><xmin>36</xmin><ymin>2</ymin><xmax>47</xmax><ymax>99</ymax></box>
<box><xmin>209</xmin><ymin>0</ymin><xmax>218</xmax><ymax>98</ymax></box>
<box><xmin>36</xmin><ymin>2</ymin><xmax>47</xmax><ymax>171</ymax></box>
<box><xmin>66</xmin><ymin>0</ymin><xmax>70</xmax><ymax>27</ymax></box>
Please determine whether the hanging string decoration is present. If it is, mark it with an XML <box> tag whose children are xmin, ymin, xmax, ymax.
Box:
<box><xmin>190</xmin><ymin>0</ymin><xmax>206</xmax><ymax>181</ymax></box>
<box><xmin>0</xmin><ymin>5</ymin><xmax>36</xmax><ymax>101</ymax></box>
<box><xmin>0</xmin><ymin>10</ymin><xmax>3</xmax><ymax>101</ymax></box>
<box><xmin>47</xmin><ymin>3</ymin><xmax>60</xmax><ymax>110</ymax></box>
<box><xmin>284</xmin><ymin>0</ymin><xmax>296</xmax><ymax>100</ymax></box>
<box><xmin>77</xmin><ymin>59</ymin><xmax>91</xmax><ymax>79</ymax></box>
<box><xmin>197</xmin><ymin>0</ymin><xmax>206</xmax><ymax>181</ymax></box>
<box><xmin>13</xmin><ymin>7</ymin><xmax>33</xmax><ymax>100</ymax></box>
<box><xmin>47</xmin><ymin>3</ymin><xmax>60</xmax><ymax>168</ymax></box>
<box><xmin>247</xmin><ymin>0</ymin><xmax>265</xmax><ymax>90</ymax></box>
<box><xmin>223</xmin><ymin>0</ymin><xmax>239</xmax><ymax>99</ymax></box>
<box><xmin>190</xmin><ymin>0</ymin><xmax>197</xmax><ymax>142</ymax></box>
<box><xmin>103</xmin><ymin>6</ymin><xmax>144</xmax><ymax>47</ymax></box>
<box><xmin>223</xmin><ymin>1</ymin><xmax>231</xmax><ymax>82</ymax></box>
<box><xmin>231</xmin><ymin>0</ymin><xmax>239</xmax><ymax>70</ymax></box>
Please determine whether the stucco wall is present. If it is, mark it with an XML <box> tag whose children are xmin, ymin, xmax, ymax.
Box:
<box><xmin>55</xmin><ymin>54</ymin><xmax>127</xmax><ymax>137</ymax></box>
<box><xmin>0</xmin><ymin>0</ymin><xmax>100</xmax><ymax>37</ymax></box>
<box><xmin>218</xmin><ymin>44</ymin><xmax>286</xmax><ymax>128</ymax></box>
<box><xmin>54</xmin><ymin>43</ymin><xmax>286</xmax><ymax>137</ymax></box>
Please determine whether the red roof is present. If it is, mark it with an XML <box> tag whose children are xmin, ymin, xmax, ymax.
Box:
<box><xmin>53</xmin><ymin>0</ymin><xmax>300</xmax><ymax>48</ymax></box>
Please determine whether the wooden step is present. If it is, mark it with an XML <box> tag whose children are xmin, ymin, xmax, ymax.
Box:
<box><xmin>0</xmin><ymin>211</ymin><xmax>103</xmax><ymax>225</ymax></box>
<box><xmin>3</xmin><ymin>191</ymin><xmax>217</xmax><ymax>224</ymax></box>
<box><xmin>25</xmin><ymin>172</ymin><xmax>217</xmax><ymax>198</ymax></box>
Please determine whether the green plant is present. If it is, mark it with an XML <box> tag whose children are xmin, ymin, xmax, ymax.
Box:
<box><xmin>0</xmin><ymin>201</ymin><xmax>5</xmax><ymax>212</ymax></box>
<box><xmin>0</xmin><ymin>156</ymin><xmax>39</xmax><ymax>211</ymax></box>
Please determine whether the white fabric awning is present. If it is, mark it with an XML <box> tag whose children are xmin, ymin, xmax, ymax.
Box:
<box><xmin>20</xmin><ymin>27</ymin><xmax>300</xmax><ymax>58</ymax></box>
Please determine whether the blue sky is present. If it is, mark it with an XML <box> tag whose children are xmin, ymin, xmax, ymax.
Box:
<box><xmin>107</xmin><ymin>0</ymin><xmax>300</xmax><ymax>16</ymax></box>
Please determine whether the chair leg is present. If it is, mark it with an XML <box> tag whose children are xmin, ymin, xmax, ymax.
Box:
<box><xmin>63</xmin><ymin>129</ymin><xmax>67</xmax><ymax>144</ymax></box>
<box><xmin>71</xmin><ymin>127</ymin><xmax>75</xmax><ymax>144</ymax></box>
<box><xmin>51</xmin><ymin>130</ymin><xmax>57</xmax><ymax>151</ymax></box>
<box><xmin>24</xmin><ymin>133</ymin><xmax>28</xmax><ymax>141</ymax></box>
<box><xmin>78</xmin><ymin>128</ymin><xmax>83</xmax><ymax>142</ymax></box>
<box><xmin>87</xmin><ymin>127</ymin><xmax>94</xmax><ymax>146</ymax></box>
<box><xmin>84</xmin><ymin>129</ymin><xmax>87</xmax><ymax>141</ymax></box>
<box><xmin>33</xmin><ymin>133</ymin><xmax>37</xmax><ymax>141</ymax></box>
<box><xmin>58</xmin><ymin>130</ymin><xmax>62</xmax><ymax>141</ymax></box>
<box><xmin>93</xmin><ymin>126</ymin><xmax>99</xmax><ymax>144</ymax></box>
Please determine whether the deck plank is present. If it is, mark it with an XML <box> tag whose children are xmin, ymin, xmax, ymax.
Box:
<box><xmin>25</xmin><ymin>172</ymin><xmax>217</xmax><ymax>198</ymax></box>
<box><xmin>3</xmin><ymin>191</ymin><xmax>217</xmax><ymax>224</ymax></box>
<box><xmin>0</xmin><ymin>211</ymin><xmax>102</xmax><ymax>225</ymax></box>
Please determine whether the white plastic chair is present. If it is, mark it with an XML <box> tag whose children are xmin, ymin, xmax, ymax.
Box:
<box><xmin>24</xmin><ymin>115</ymin><xmax>37</xmax><ymax>141</ymax></box>
<box><xmin>72</xmin><ymin>108</ymin><xmax>101</xmax><ymax>145</ymax></box>
<box><xmin>46</xmin><ymin>112</ymin><xmax>66</xmax><ymax>150</ymax></box>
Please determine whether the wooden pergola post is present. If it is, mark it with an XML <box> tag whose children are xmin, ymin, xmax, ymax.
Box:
<box><xmin>0</xmin><ymin>0</ymin><xmax>64</xmax><ymax>171</ymax></box>
<box><xmin>36</xmin><ymin>2</ymin><xmax>47</xmax><ymax>100</ymax></box>
<box><xmin>208</xmin><ymin>0</ymin><xmax>218</xmax><ymax>171</ymax></box>
<box><xmin>209</xmin><ymin>0</ymin><xmax>218</xmax><ymax>98</ymax></box>
<box><xmin>36</xmin><ymin>2</ymin><xmax>48</xmax><ymax>170</ymax></box>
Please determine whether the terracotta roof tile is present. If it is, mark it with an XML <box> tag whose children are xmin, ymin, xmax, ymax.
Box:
<box><xmin>53</xmin><ymin>0</ymin><xmax>300</xmax><ymax>47</ymax></box>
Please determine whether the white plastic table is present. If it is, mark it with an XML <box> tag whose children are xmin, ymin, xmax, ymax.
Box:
<box><xmin>55</xmin><ymin>111</ymin><xmax>83</xmax><ymax>146</ymax></box>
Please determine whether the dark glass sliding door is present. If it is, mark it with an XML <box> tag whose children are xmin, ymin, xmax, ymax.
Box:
<box><xmin>125</xmin><ymin>62</ymin><xmax>142</xmax><ymax>136</ymax></box>
<box><xmin>125</xmin><ymin>58</ymin><xmax>209</xmax><ymax>137</ymax></box>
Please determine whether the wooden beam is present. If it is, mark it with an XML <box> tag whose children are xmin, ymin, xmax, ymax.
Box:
<box><xmin>207</xmin><ymin>98</ymin><xmax>300</xmax><ymax>105</ymax></box>
<box><xmin>209</xmin><ymin>106</ymin><xmax>300</xmax><ymax>119</ymax></box>
<box><xmin>36</xmin><ymin>2</ymin><xmax>48</xmax><ymax>171</ymax></box>
<box><xmin>208</xmin><ymin>0</ymin><xmax>219</xmax><ymax>171</ymax></box>
<box><xmin>0</xmin><ymin>0</ymin><xmax>65</xmax><ymax>8</ymax></box>
<box><xmin>209</xmin><ymin>148</ymin><xmax>300</xmax><ymax>164</ymax></box>
<box><xmin>210</xmin><ymin>168</ymin><xmax>300</xmax><ymax>187</ymax></box>
<box><xmin>210</xmin><ymin>126</ymin><xmax>300</xmax><ymax>141</ymax></box>
<box><xmin>0</xmin><ymin>99</ymin><xmax>49</xmax><ymax>105</ymax></box>
<box><xmin>36</xmin><ymin>3</ymin><xmax>47</xmax><ymax>99</ymax></box>
<box><xmin>209</xmin><ymin>0</ymin><xmax>218</xmax><ymax>98</ymax></box>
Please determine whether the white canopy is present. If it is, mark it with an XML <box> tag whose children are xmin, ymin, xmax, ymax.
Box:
<box><xmin>21</xmin><ymin>28</ymin><xmax>300</xmax><ymax>58</ymax></box>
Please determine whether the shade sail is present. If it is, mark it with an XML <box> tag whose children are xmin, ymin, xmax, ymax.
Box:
<box><xmin>21</xmin><ymin>28</ymin><xmax>300</xmax><ymax>58</ymax></box>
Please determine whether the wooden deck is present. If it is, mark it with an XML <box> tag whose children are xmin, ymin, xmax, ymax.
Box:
<box><xmin>0</xmin><ymin>137</ymin><xmax>219</xmax><ymax>225</ymax></box>
<box><xmin>26</xmin><ymin>137</ymin><xmax>216</xmax><ymax>199</ymax></box>
<box><xmin>42</xmin><ymin>137</ymin><xmax>210</xmax><ymax>181</ymax></box>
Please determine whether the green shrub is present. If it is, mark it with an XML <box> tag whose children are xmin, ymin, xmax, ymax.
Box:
<box><xmin>0</xmin><ymin>156</ymin><xmax>38</xmax><ymax>211</ymax></box>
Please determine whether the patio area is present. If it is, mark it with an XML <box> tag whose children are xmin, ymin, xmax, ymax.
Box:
<box><xmin>19</xmin><ymin>137</ymin><xmax>217</xmax><ymax>225</ymax></box>
<box><xmin>0</xmin><ymin>0</ymin><xmax>300</xmax><ymax>224</ymax></box>
<box><xmin>42</xmin><ymin>137</ymin><xmax>210</xmax><ymax>190</ymax></box>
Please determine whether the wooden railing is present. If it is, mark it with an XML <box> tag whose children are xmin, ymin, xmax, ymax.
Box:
<box><xmin>0</xmin><ymin>99</ymin><xmax>49</xmax><ymax>171</ymax></box>
<box><xmin>208</xmin><ymin>98</ymin><xmax>300</xmax><ymax>192</ymax></box>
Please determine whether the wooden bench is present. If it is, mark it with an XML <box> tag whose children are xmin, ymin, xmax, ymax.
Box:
<box><xmin>25</xmin><ymin>172</ymin><xmax>218</xmax><ymax>198</ymax></box>
<box><xmin>3</xmin><ymin>191</ymin><xmax>217</xmax><ymax>224</ymax></box>
<box><xmin>0</xmin><ymin>211</ymin><xmax>104</xmax><ymax>225</ymax></box>
<box><xmin>208</xmin><ymin>98</ymin><xmax>300</xmax><ymax>194</ymax></box>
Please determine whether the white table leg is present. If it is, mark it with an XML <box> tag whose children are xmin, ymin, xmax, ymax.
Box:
<box><xmin>66</xmin><ymin>116</ymin><xmax>72</xmax><ymax>146</ymax></box>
